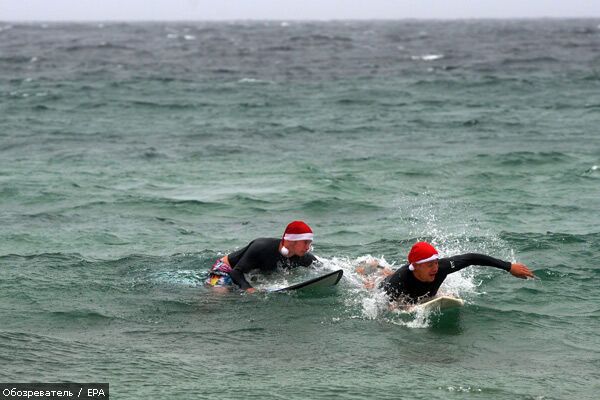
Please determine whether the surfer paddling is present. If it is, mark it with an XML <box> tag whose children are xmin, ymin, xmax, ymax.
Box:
<box><xmin>381</xmin><ymin>241</ymin><xmax>534</xmax><ymax>306</ymax></box>
<box><xmin>205</xmin><ymin>220</ymin><xmax>318</xmax><ymax>292</ymax></box>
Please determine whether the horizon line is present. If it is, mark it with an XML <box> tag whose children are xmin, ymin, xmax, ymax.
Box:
<box><xmin>2</xmin><ymin>16</ymin><xmax>600</xmax><ymax>24</ymax></box>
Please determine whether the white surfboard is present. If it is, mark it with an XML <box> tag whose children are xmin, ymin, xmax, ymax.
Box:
<box><xmin>413</xmin><ymin>295</ymin><xmax>464</xmax><ymax>311</ymax></box>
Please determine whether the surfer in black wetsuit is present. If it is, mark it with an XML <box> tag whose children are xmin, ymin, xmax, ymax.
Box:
<box><xmin>380</xmin><ymin>241</ymin><xmax>534</xmax><ymax>305</ymax></box>
<box><xmin>205</xmin><ymin>220</ymin><xmax>318</xmax><ymax>292</ymax></box>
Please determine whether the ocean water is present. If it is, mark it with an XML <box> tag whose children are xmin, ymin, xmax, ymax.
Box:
<box><xmin>1</xmin><ymin>19</ymin><xmax>600</xmax><ymax>399</ymax></box>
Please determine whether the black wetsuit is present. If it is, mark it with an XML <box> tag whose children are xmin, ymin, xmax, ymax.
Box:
<box><xmin>380</xmin><ymin>253</ymin><xmax>512</xmax><ymax>303</ymax></box>
<box><xmin>227</xmin><ymin>238</ymin><xmax>317</xmax><ymax>289</ymax></box>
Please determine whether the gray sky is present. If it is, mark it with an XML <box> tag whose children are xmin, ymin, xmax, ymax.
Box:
<box><xmin>2</xmin><ymin>0</ymin><xmax>600</xmax><ymax>21</ymax></box>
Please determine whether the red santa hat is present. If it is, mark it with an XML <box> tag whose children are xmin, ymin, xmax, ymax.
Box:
<box><xmin>282</xmin><ymin>220</ymin><xmax>314</xmax><ymax>241</ymax></box>
<box><xmin>408</xmin><ymin>242</ymin><xmax>439</xmax><ymax>271</ymax></box>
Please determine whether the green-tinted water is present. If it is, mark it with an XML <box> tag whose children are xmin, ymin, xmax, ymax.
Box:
<box><xmin>1</xmin><ymin>20</ymin><xmax>600</xmax><ymax>399</ymax></box>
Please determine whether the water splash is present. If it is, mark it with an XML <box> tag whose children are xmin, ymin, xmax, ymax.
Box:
<box><xmin>320</xmin><ymin>254</ymin><xmax>464</xmax><ymax>328</ymax></box>
<box><xmin>397</xmin><ymin>191</ymin><xmax>512</xmax><ymax>259</ymax></box>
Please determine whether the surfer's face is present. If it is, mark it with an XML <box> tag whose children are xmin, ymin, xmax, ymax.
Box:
<box><xmin>287</xmin><ymin>240</ymin><xmax>312</xmax><ymax>256</ymax></box>
<box><xmin>413</xmin><ymin>260</ymin><xmax>439</xmax><ymax>282</ymax></box>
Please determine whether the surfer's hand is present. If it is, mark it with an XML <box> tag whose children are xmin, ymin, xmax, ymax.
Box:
<box><xmin>363</xmin><ymin>278</ymin><xmax>375</xmax><ymax>289</ymax></box>
<box><xmin>245</xmin><ymin>288</ymin><xmax>256</xmax><ymax>293</ymax></box>
<box><xmin>509</xmin><ymin>263</ymin><xmax>535</xmax><ymax>279</ymax></box>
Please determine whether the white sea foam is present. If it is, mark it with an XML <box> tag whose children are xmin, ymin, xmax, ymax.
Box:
<box><xmin>184</xmin><ymin>35</ymin><xmax>196</xmax><ymax>41</ymax></box>
<box><xmin>398</xmin><ymin>306</ymin><xmax>432</xmax><ymax>329</ymax></box>
<box><xmin>443</xmin><ymin>386</ymin><xmax>483</xmax><ymax>393</ymax></box>
<box><xmin>354</xmin><ymin>254</ymin><xmax>393</xmax><ymax>268</ymax></box>
<box><xmin>319</xmin><ymin>255</ymin><xmax>387</xmax><ymax>288</ymax></box>
<box><xmin>256</xmin><ymin>276</ymin><xmax>290</xmax><ymax>292</ymax></box>
<box><xmin>238</xmin><ymin>78</ymin><xmax>273</xmax><ymax>85</ymax></box>
<box><xmin>411</xmin><ymin>54</ymin><xmax>444</xmax><ymax>61</ymax></box>
<box><xmin>166</xmin><ymin>33</ymin><xmax>178</xmax><ymax>39</ymax></box>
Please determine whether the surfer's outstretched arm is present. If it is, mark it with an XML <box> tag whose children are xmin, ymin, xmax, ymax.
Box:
<box><xmin>444</xmin><ymin>254</ymin><xmax>535</xmax><ymax>279</ymax></box>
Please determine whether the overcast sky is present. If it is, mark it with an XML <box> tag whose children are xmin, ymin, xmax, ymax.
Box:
<box><xmin>2</xmin><ymin>0</ymin><xmax>600</xmax><ymax>21</ymax></box>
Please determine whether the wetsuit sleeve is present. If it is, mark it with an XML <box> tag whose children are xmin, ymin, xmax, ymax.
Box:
<box><xmin>228</xmin><ymin>244</ymin><xmax>261</xmax><ymax>290</ymax></box>
<box><xmin>444</xmin><ymin>253</ymin><xmax>511</xmax><ymax>274</ymax></box>
<box><xmin>229</xmin><ymin>267</ymin><xmax>252</xmax><ymax>290</ymax></box>
<box><xmin>229</xmin><ymin>249</ymin><xmax>264</xmax><ymax>289</ymax></box>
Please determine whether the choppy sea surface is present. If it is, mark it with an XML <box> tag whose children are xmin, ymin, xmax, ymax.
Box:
<box><xmin>1</xmin><ymin>19</ymin><xmax>600</xmax><ymax>399</ymax></box>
